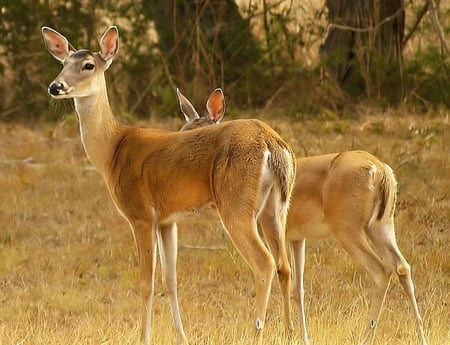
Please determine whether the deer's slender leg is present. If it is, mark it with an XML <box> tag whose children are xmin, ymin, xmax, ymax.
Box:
<box><xmin>332</xmin><ymin>228</ymin><xmax>390</xmax><ymax>345</ymax></box>
<box><xmin>292</xmin><ymin>239</ymin><xmax>310</xmax><ymax>345</ymax></box>
<box><xmin>157</xmin><ymin>222</ymin><xmax>188</xmax><ymax>345</ymax></box>
<box><xmin>258</xmin><ymin>190</ymin><xmax>293</xmax><ymax>336</ymax></box>
<box><xmin>220</xmin><ymin>213</ymin><xmax>275</xmax><ymax>339</ymax></box>
<box><xmin>131</xmin><ymin>219</ymin><xmax>158</xmax><ymax>345</ymax></box>
<box><xmin>366</xmin><ymin>221</ymin><xmax>428</xmax><ymax>345</ymax></box>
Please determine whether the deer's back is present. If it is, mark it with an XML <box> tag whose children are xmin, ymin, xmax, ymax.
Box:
<box><xmin>106</xmin><ymin>119</ymin><xmax>292</xmax><ymax>220</ymax></box>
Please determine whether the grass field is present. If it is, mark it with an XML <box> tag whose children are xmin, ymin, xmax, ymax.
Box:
<box><xmin>0</xmin><ymin>109</ymin><xmax>449</xmax><ymax>345</ymax></box>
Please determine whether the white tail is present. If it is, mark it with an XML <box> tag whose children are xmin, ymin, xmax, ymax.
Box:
<box><xmin>179</xmin><ymin>92</ymin><xmax>428</xmax><ymax>345</ymax></box>
<box><xmin>42</xmin><ymin>26</ymin><xmax>297</xmax><ymax>345</ymax></box>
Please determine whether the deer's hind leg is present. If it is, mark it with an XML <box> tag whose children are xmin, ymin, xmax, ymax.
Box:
<box><xmin>258</xmin><ymin>188</ymin><xmax>293</xmax><ymax>335</ymax></box>
<box><xmin>211</xmin><ymin>153</ymin><xmax>278</xmax><ymax>341</ymax></box>
<box><xmin>366</xmin><ymin>221</ymin><xmax>428</xmax><ymax>345</ymax></box>
<box><xmin>332</xmin><ymin>221</ymin><xmax>392</xmax><ymax>345</ymax></box>
<box><xmin>217</xmin><ymin>206</ymin><xmax>276</xmax><ymax>341</ymax></box>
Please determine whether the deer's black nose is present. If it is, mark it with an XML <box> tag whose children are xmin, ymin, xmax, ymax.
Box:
<box><xmin>48</xmin><ymin>82</ymin><xmax>63</xmax><ymax>96</ymax></box>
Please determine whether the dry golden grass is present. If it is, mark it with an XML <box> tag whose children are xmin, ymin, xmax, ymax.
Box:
<box><xmin>0</xmin><ymin>110</ymin><xmax>449</xmax><ymax>345</ymax></box>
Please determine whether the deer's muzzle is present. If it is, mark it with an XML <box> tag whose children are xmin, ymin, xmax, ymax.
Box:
<box><xmin>48</xmin><ymin>81</ymin><xmax>72</xmax><ymax>97</ymax></box>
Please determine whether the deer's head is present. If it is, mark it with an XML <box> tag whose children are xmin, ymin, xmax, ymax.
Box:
<box><xmin>42</xmin><ymin>26</ymin><xmax>119</xmax><ymax>99</ymax></box>
<box><xmin>177</xmin><ymin>88</ymin><xmax>226</xmax><ymax>131</ymax></box>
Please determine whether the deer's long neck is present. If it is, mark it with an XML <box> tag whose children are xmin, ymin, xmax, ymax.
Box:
<box><xmin>74</xmin><ymin>79</ymin><xmax>121</xmax><ymax>176</ymax></box>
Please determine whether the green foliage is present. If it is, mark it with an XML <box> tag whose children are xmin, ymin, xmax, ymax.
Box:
<box><xmin>404</xmin><ymin>45</ymin><xmax>450</xmax><ymax>107</ymax></box>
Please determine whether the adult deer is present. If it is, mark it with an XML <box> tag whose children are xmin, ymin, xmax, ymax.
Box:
<box><xmin>178</xmin><ymin>91</ymin><xmax>428</xmax><ymax>345</ymax></box>
<box><xmin>42</xmin><ymin>26</ymin><xmax>297</xmax><ymax>345</ymax></box>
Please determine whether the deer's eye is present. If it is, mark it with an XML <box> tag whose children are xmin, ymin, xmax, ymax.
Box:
<box><xmin>83</xmin><ymin>63</ymin><xmax>95</xmax><ymax>71</ymax></box>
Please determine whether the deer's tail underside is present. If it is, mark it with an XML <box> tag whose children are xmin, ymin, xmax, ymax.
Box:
<box><xmin>267</xmin><ymin>139</ymin><xmax>297</xmax><ymax>206</ymax></box>
<box><xmin>375</xmin><ymin>162</ymin><xmax>397</xmax><ymax>221</ymax></box>
<box><xmin>368</xmin><ymin>162</ymin><xmax>410</xmax><ymax>277</ymax></box>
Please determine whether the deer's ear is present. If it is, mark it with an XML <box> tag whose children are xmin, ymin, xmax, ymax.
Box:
<box><xmin>42</xmin><ymin>26</ymin><xmax>76</xmax><ymax>63</ymax></box>
<box><xmin>100</xmin><ymin>26</ymin><xmax>119</xmax><ymax>67</ymax></box>
<box><xmin>177</xmin><ymin>88</ymin><xmax>200</xmax><ymax>122</ymax></box>
<box><xmin>206</xmin><ymin>88</ymin><xmax>226</xmax><ymax>123</ymax></box>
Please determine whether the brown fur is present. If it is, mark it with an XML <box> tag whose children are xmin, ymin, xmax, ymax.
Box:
<box><xmin>178</xmin><ymin>89</ymin><xmax>428</xmax><ymax>345</ymax></box>
<box><xmin>42</xmin><ymin>26</ymin><xmax>297</xmax><ymax>345</ymax></box>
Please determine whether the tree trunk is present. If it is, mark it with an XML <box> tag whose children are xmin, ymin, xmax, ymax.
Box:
<box><xmin>321</xmin><ymin>0</ymin><xmax>405</xmax><ymax>100</ymax></box>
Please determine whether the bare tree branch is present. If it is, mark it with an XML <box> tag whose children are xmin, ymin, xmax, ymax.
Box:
<box><xmin>324</xmin><ymin>1</ymin><xmax>410</xmax><ymax>35</ymax></box>
<box><xmin>428</xmin><ymin>0</ymin><xmax>450</xmax><ymax>54</ymax></box>
<box><xmin>402</xmin><ymin>1</ymin><xmax>429</xmax><ymax>49</ymax></box>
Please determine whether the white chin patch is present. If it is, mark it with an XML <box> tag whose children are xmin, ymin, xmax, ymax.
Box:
<box><xmin>51</xmin><ymin>87</ymin><xmax>74</xmax><ymax>98</ymax></box>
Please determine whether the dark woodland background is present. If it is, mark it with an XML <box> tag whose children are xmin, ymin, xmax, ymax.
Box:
<box><xmin>1</xmin><ymin>0</ymin><xmax>449</xmax><ymax>121</ymax></box>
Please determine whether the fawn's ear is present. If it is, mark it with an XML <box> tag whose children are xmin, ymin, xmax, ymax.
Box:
<box><xmin>42</xmin><ymin>26</ymin><xmax>76</xmax><ymax>63</ymax></box>
<box><xmin>206</xmin><ymin>88</ymin><xmax>226</xmax><ymax>123</ymax></box>
<box><xmin>177</xmin><ymin>88</ymin><xmax>200</xmax><ymax>122</ymax></box>
<box><xmin>99</xmin><ymin>26</ymin><xmax>119</xmax><ymax>68</ymax></box>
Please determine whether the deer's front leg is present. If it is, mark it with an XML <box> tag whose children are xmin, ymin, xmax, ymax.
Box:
<box><xmin>157</xmin><ymin>222</ymin><xmax>188</xmax><ymax>345</ymax></box>
<box><xmin>291</xmin><ymin>239</ymin><xmax>310</xmax><ymax>345</ymax></box>
<box><xmin>131</xmin><ymin>219</ymin><xmax>157</xmax><ymax>345</ymax></box>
